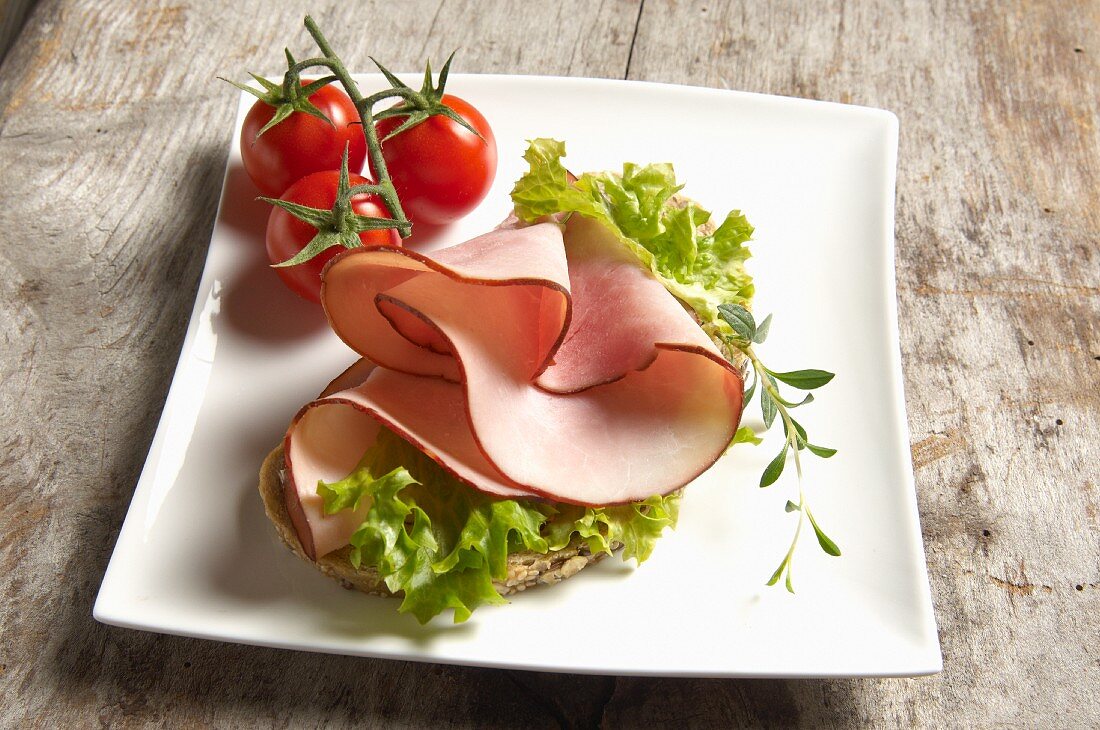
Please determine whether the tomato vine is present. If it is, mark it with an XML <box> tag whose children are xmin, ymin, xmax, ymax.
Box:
<box><xmin>227</xmin><ymin>15</ymin><xmax>490</xmax><ymax>262</ymax></box>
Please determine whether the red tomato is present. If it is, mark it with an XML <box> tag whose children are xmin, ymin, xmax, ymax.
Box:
<box><xmin>266</xmin><ymin>170</ymin><xmax>400</xmax><ymax>302</ymax></box>
<box><xmin>241</xmin><ymin>83</ymin><xmax>366</xmax><ymax>197</ymax></box>
<box><xmin>372</xmin><ymin>94</ymin><xmax>496</xmax><ymax>225</ymax></box>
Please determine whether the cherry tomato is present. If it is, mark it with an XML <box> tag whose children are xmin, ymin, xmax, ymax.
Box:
<box><xmin>241</xmin><ymin>83</ymin><xmax>366</xmax><ymax>197</ymax></box>
<box><xmin>372</xmin><ymin>94</ymin><xmax>497</xmax><ymax>225</ymax></box>
<box><xmin>266</xmin><ymin>170</ymin><xmax>400</xmax><ymax>302</ymax></box>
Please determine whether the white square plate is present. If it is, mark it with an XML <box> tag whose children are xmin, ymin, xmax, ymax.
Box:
<box><xmin>94</xmin><ymin>75</ymin><xmax>941</xmax><ymax>677</ymax></box>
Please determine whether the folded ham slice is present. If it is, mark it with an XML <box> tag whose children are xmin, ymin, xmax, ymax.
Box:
<box><xmin>285</xmin><ymin>216</ymin><xmax>744</xmax><ymax>559</ymax></box>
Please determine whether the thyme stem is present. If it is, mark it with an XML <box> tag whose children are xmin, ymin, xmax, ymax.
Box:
<box><xmin>746</xmin><ymin>347</ymin><xmax>807</xmax><ymax>590</ymax></box>
<box><xmin>722</xmin><ymin>310</ymin><xmax>838</xmax><ymax>592</ymax></box>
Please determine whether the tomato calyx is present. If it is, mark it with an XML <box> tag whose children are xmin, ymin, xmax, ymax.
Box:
<box><xmin>221</xmin><ymin>51</ymin><xmax>339</xmax><ymax>141</ymax></box>
<box><xmin>259</xmin><ymin>146</ymin><xmax>401</xmax><ymax>268</ymax></box>
<box><xmin>367</xmin><ymin>53</ymin><xmax>485</xmax><ymax>143</ymax></box>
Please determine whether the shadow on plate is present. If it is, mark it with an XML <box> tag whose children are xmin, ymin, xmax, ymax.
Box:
<box><xmin>218</xmin><ymin>239</ymin><xmax>328</xmax><ymax>343</ymax></box>
<box><xmin>401</xmin><ymin>218</ymin><xmax>461</xmax><ymax>253</ymax></box>
<box><xmin>202</xmin><ymin>470</ymin><xmax>475</xmax><ymax>644</ymax></box>
<box><xmin>217</xmin><ymin>163</ymin><xmax>272</xmax><ymax>237</ymax></box>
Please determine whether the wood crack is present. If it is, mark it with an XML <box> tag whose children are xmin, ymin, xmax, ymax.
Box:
<box><xmin>623</xmin><ymin>0</ymin><xmax>645</xmax><ymax>80</ymax></box>
<box><xmin>990</xmin><ymin>575</ymin><xmax>1053</xmax><ymax>596</ymax></box>
<box><xmin>417</xmin><ymin>0</ymin><xmax>446</xmax><ymax>61</ymax></box>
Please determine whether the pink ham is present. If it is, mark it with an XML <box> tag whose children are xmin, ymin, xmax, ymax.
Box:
<box><xmin>285</xmin><ymin>217</ymin><xmax>744</xmax><ymax>559</ymax></box>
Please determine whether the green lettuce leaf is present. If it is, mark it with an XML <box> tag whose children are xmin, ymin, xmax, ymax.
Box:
<box><xmin>510</xmin><ymin>138</ymin><xmax>755</xmax><ymax>333</ymax></box>
<box><xmin>319</xmin><ymin>427</ymin><xmax>680</xmax><ymax>624</ymax></box>
<box><xmin>543</xmin><ymin>492</ymin><xmax>681</xmax><ymax>564</ymax></box>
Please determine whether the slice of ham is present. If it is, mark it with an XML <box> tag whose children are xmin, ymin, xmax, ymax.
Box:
<box><xmin>285</xmin><ymin>216</ymin><xmax>744</xmax><ymax>559</ymax></box>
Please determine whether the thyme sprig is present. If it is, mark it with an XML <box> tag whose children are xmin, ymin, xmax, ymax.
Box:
<box><xmin>718</xmin><ymin>303</ymin><xmax>841</xmax><ymax>592</ymax></box>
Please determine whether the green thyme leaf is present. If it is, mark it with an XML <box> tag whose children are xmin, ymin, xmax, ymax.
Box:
<box><xmin>718</xmin><ymin>303</ymin><xmax>756</xmax><ymax>342</ymax></box>
<box><xmin>785</xmin><ymin>417</ymin><xmax>807</xmax><ymax>446</ymax></box>
<box><xmin>742</xmin><ymin>369</ymin><xmax>758</xmax><ymax>405</ymax></box>
<box><xmin>766</xmin><ymin>556</ymin><xmax>788</xmax><ymax>587</ymax></box>
<box><xmin>773</xmin><ymin>390</ymin><xmax>815</xmax><ymax>409</ymax></box>
<box><xmin>761</xmin><ymin>387</ymin><xmax>778</xmax><ymax>429</ymax></box>
<box><xmin>760</xmin><ymin>441</ymin><xmax>788</xmax><ymax>488</ymax></box>
<box><xmin>767</xmin><ymin>373</ymin><xmax>815</xmax><ymax>409</ymax></box>
<box><xmin>807</xmin><ymin>509</ymin><xmax>842</xmax><ymax>556</ymax></box>
<box><xmin>753</xmin><ymin>313</ymin><xmax>773</xmax><ymax>344</ymax></box>
<box><xmin>767</xmin><ymin>368</ymin><xmax>835</xmax><ymax>390</ymax></box>
<box><xmin>805</xmin><ymin>443</ymin><xmax>837</xmax><ymax>458</ymax></box>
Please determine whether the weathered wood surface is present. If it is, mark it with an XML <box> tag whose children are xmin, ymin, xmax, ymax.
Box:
<box><xmin>1</xmin><ymin>0</ymin><xmax>1097</xmax><ymax>726</ymax></box>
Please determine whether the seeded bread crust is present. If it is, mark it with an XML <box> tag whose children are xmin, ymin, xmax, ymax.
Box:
<box><xmin>258</xmin><ymin>445</ymin><xmax>610</xmax><ymax>598</ymax></box>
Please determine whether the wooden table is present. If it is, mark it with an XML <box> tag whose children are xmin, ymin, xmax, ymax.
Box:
<box><xmin>2</xmin><ymin>1</ymin><xmax>1097</xmax><ymax>726</ymax></box>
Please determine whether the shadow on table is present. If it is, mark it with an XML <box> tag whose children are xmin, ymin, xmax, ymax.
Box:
<box><xmin>53</xmin><ymin>596</ymin><xmax>869</xmax><ymax>728</ymax></box>
<box><xmin>60</xmin><ymin>503</ymin><xmax>868</xmax><ymax>728</ymax></box>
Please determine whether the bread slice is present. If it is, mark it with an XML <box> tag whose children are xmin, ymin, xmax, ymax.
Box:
<box><xmin>258</xmin><ymin>445</ymin><xmax>611</xmax><ymax>598</ymax></box>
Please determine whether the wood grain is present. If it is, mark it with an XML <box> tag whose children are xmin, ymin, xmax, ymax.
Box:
<box><xmin>1</xmin><ymin>0</ymin><xmax>1097</xmax><ymax>727</ymax></box>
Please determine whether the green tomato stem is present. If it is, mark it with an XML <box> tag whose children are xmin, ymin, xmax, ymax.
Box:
<box><xmin>366</xmin><ymin>86</ymin><xmax>423</xmax><ymax>109</ymax></box>
<box><xmin>295</xmin><ymin>16</ymin><xmax>411</xmax><ymax>239</ymax></box>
